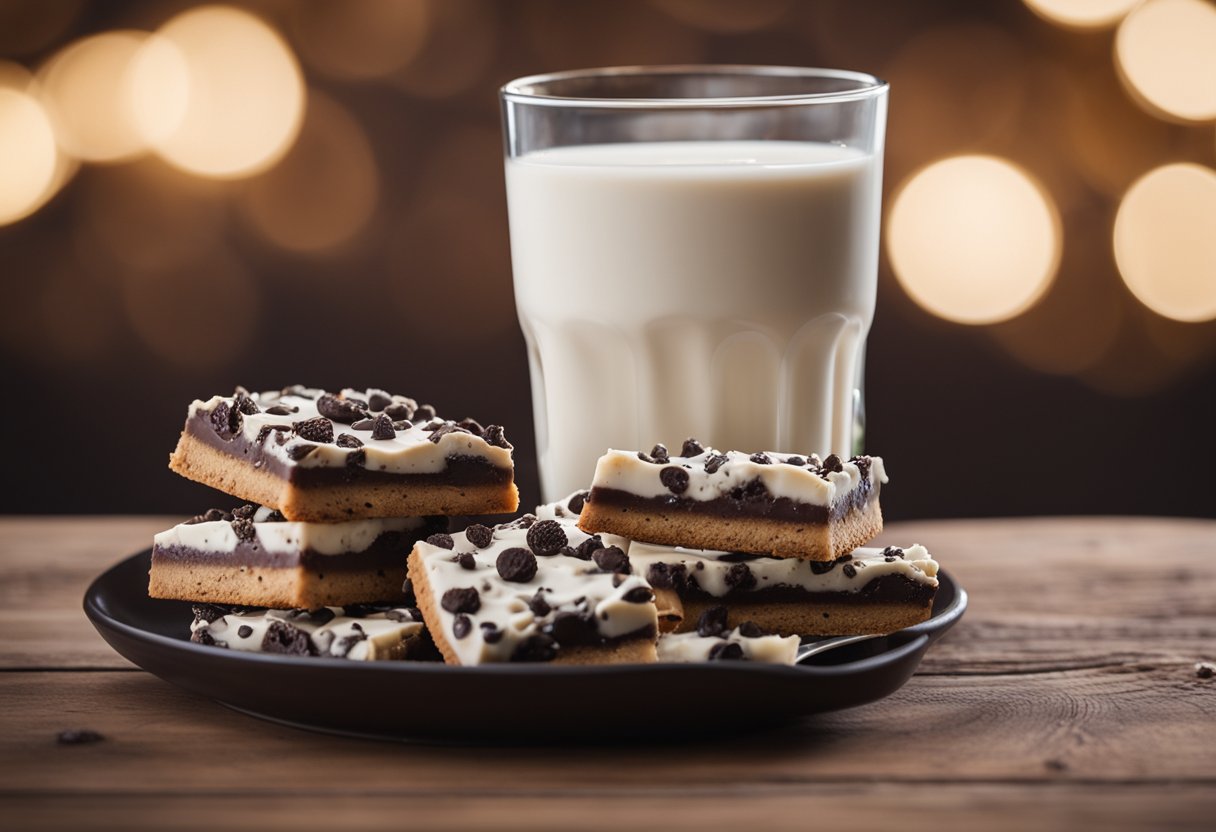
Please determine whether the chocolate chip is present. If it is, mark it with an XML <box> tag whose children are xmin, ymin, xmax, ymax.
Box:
<box><xmin>371</xmin><ymin>413</ymin><xmax>396</xmax><ymax>441</ymax></box>
<box><xmin>367</xmin><ymin>390</ymin><xmax>393</xmax><ymax>412</ymax></box>
<box><xmin>458</xmin><ymin>418</ymin><xmax>485</xmax><ymax>435</ymax></box>
<box><xmin>293</xmin><ymin>416</ymin><xmax>334</xmax><ymax>444</ymax></box>
<box><xmin>622</xmin><ymin>586</ymin><xmax>654</xmax><ymax>603</ymax></box>
<box><xmin>646</xmin><ymin>562</ymin><xmax>688</xmax><ymax>591</ymax></box>
<box><xmin>440</xmin><ymin>587</ymin><xmax>480</xmax><ymax>614</ymax></box>
<box><xmin>392</xmin><ymin>420</ymin><xmax>413</xmax><ymax>431</ymax></box>
<box><xmin>511</xmin><ymin>633</ymin><xmax>558</xmax><ymax>662</ymax></box>
<box><xmin>736</xmin><ymin>621</ymin><xmax>763</xmax><ymax>638</ymax></box>
<box><xmin>384</xmin><ymin>402</ymin><xmax>414</xmax><ymax>420</ymax></box>
<box><xmin>232</xmin><ymin>392</ymin><xmax>260</xmax><ymax>416</ymax></box>
<box><xmin>482</xmin><ymin>624</ymin><xmax>503</xmax><ymax>644</ymax></box>
<box><xmin>456</xmin><ymin>552</ymin><xmax>476</xmax><ymax>570</ymax></box>
<box><xmin>725</xmin><ymin>562</ymin><xmax>757</xmax><ymax>591</ymax></box>
<box><xmin>707</xmin><ymin>641</ymin><xmax>745</xmax><ymax>661</ymax></box>
<box><xmin>749</xmin><ymin>452</ymin><xmax>772</xmax><ymax>465</ymax></box>
<box><xmin>56</xmin><ymin>729</ymin><xmax>105</xmax><ymax>745</ymax></box>
<box><xmin>187</xmin><ymin>509</ymin><xmax>226</xmax><ymax>526</ymax></box>
<box><xmin>822</xmin><ymin>453</ymin><xmax>844</xmax><ymax>474</ymax></box>
<box><xmin>636</xmin><ymin>451</ymin><xmax>653</xmax><ymax>463</ymax></box>
<box><xmin>1197</xmin><ymin>662</ymin><xmax>1215</xmax><ymax>679</ymax></box>
<box><xmin>851</xmin><ymin>455</ymin><xmax>872</xmax><ymax>478</ymax></box>
<box><xmin>882</xmin><ymin>546</ymin><xmax>905</xmax><ymax>559</ymax></box>
<box><xmin>351</xmin><ymin>418</ymin><xmax>375</xmax><ymax>431</ymax></box>
<box><xmin>696</xmin><ymin>606</ymin><xmax>729</xmax><ymax>638</ymax></box>
<box><xmin>704</xmin><ymin>453</ymin><xmax>729</xmax><ymax>474</ymax></box>
<box><xmin>681</xmin><ymin>438</ymin><xmax>704</xmax><ymax>457</ymax></box>
<box><xmin>421</xmin><ymin>420</ymin><xmax>443</xmax><ymax>432</ymax></box>
<box><xmin>332</xmin><ymin>630</ymin><xmax>368</xmax><ymax>657</ymax></box>
<box><xmin>231</xmin><ymin>505</ymin><xmax>255</xmax><ymax>519</ymax></box>
<box><xmin>287</xmin><ymin>443</ymin><xmax>318</xmax><ymax>460</ymax></box>
<box><xmin>426</xmin><ymin>533</ymin><xmax>455</xmax><ymax>550</ymax></box>
<box><xmin>255</xmin><ymin>424</ymin><xmax>291</xmax><ymax>444</ymax></box>
<box><xmin>385</xmin><ymin>608</ymin><xmax>420</xmax><ymax>622</ymax></box>
<box><xmin>263</xmin><ymin>510</ymin><xmax>286</xmax><ymax>522</ymax></box>
<box><xmin>415</xmin><ymin>404</ymin><xmax>437</xmax><ymax>421</ymax></box>
<box><xmin>346</xmin><ymin>448</ymin><xmax>366</xmax><ymax>467</ymax></box>
<box><xmin>785</xmin><ymin>455</ymin><xmax>806</xmax><ymax>467</ymax></box>
<box><xmin>528</xmin><ymin>590</ymin><xmax>551</xmax><ymax>617</ymax></box>
<box><xmin>191</xmin><ymin>603</ymin><xmax>232</xmax><ymax>624</ymax></box>
<box><xmin>526</xmin><ymin>519</ymin><xmax>568</xmax><ymax>556</ymax></box>
<box><xmin>209</xmin><ymin>401</ymin><xmax>237</xmax><ymax>438</ymax></box>
<box><xmin>428</xmin><ymin>423</ymin><xmax>472</xmax><ymax>443</ymax></box>
<box><xmin>592</xmin><ymin>545</ymin><xmax>630</xmax><ymax>573</ymax></box>
<box><xmin>231</xmin><ymin>518</ymin><xmax>256</xmax><ymax>542</ymax></box>
<box><xmin>843</xmin><ymin>563</ymin><xmax>858</xmax><ymax>579</ymax></box>
<box><xmin>315</xmin><ymin>394</ymin><xmax>365</xmax><ymax>425</ymax></box>
<box><xmin>650</xmin><ymin>443</ymin><xmax>670</xmax><ymax>463</ymax></box>
<box><xmin>496</xmin><ymin>547</ymin><xmax>538</xmax><ymax>582</ymax></box>
<box><xmin>566</xmin><ymin>491</ymin><xmax>589</xmax><ymax>515</ymax></box>
<box><xmin>190</xmin><ymin>628</ymin><xmax>219</xmax><ymax>647</ymax></box>
<box><xmin>235</xmin><ymin>624</ymin><xmax>253</xmax><ymax>638</ymax></box>
<box><xmin>452</xmin><ymin>614</ymin><xmax>472</xmax><ymax>640</ymax></box>
<box><xmin>261</xmin><ymin>620</ymin><xmax>315</xmax><ymax>656</ymax></box>
<box><xmin>573</xmin><ymin>535</ymin><xmax>602</xmax><ymax>560</ymax></box>
<box><xmin>280</xmin><ymin>385</ymin><xmax>316</xmax><ymax>399</ymax></box>
<box><xmin>660</xmin><ymin>466</ymin><xmax>690</xmax><ymax>494</ymax></box>
<box><xmin>264</xmin><ymin>404</ymin><xmax>297</xmax><ymax>416</ymax></box>
<box><xmin>336</xmin><ymin>433</ymin><xmax>363</xmax><ymax>449</ymax></box>
<box><xmin>465</xmin><ymin>523</ymin><xmax>493</xmax><ymax>548</ymax></box>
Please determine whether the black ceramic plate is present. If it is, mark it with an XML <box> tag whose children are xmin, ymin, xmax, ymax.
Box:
<box><xmin>85</xmin><ymin>549</ymin><xmax>967</xmax><ymax>743</ymax></box>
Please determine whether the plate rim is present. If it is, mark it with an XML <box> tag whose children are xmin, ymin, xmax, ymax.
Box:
<box><xmin>85</xmin><ymin>548</ymin><xmax>966</xmax><ymax>678</ymax></box>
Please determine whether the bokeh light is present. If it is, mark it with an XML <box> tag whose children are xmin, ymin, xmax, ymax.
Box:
<box><xmin>0</xmin><ymin>85</ymin><xmax>59</xmax><ymax>226</ymax></box>
<box><xmin>291</xmin><ymin>0</ymin><xmax>430</xmax><ymax>80</ymax></box>
<box><xmin>132</xmin><ymin>6</ymin><xmax>305</xmax><ymax>179</ymax></box>
<box><xmin>887</xmin><ymin>156</ymin><xmax>1062</xmax><ymax>325</ymax></box>
<box><xmin>1023</xmin><ymin>0</ymin><xmax>1143</xmax><ymax>29</ymax></box>
<box><xmin>37</xmin><ymin>31</ymin><xmax>151</xmax><ymax>163</ymax></box>
<box><xmin>240</xmin><ymin>92</ymin><xmax>378</xmax><ymax>254</ymax></box>
<box><xmin>1115</xmin><ymin>0</ymin><xmax>1216</xmax><ymax>123</ymax></box>
<box><xmin>1114</xmin><ymin>163</ymin><xmax>1216</xmax><ymax>322</ymax></box>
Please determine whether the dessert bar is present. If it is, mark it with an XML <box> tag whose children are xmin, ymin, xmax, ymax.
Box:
<box><xmin>408</xmin><ymin>511</ymin><xmax>660</xmax><ymax>665</ymax></box>
<box><xmin>169</xmin><ymin>386</ymin><xmax>519</xmax><ymax>522</ymax></box>
<box><xmin>657</xmin><ymin>607</ymin><xmax>800</xmax><ymax>664</ymax></box>
<box><xmin>633</xmin><ymin>541</ymin><xmax>939</xmax><ymax>636</ymax></box>
<box><xmin>579</xmin><ymin>440</ymin><xmax>885</xmax><ymax>560</ymax></box>
<box><xmin>150</xmin><ymin>505</ymin><xmax>440</xmax><ymax>608</ymax></box>
<box><xmin>190</xmin><ymin>603</ymin><xmax>428</xmax><ymax>661</ymax></box>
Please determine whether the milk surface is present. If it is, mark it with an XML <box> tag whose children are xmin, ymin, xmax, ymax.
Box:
<box><xmin>505</xmin><ymin>140</ymin><xmax>882</xmax><ymax>500</ymax></box>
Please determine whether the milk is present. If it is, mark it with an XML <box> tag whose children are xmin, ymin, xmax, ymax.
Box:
<box><xmin>505</xmin><ymin>140</ymin><xmax>882</xmax><ymax>500</ymax></box>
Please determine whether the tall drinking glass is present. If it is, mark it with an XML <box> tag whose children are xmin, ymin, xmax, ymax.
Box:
<box><xmin>501</xmin><ymin>66</ymin><xmax>888</xmax><ymax>502</ymax></box>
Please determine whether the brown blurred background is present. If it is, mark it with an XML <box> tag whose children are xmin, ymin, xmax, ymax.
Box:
<box><xmin>1</xmin><ymin>0</ymin><xmax>1213</xmax><ymax>521</ymax></box>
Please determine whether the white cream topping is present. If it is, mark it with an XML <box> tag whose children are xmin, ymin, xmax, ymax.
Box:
<box><xmin>413</xmin><ymin>510</ymin><xmax>656</xmax><ymax>665</ymax></box>
<box><xmin>154</xmin><ymin>506</ymin><xmax>428</xmax><ymax>557</ymax></box>
<box><xmin>657</xmin><ymin>628</ymin><xmax>800</xmax><ymax>664</ymax></box>
<box><xmin>588</xmin><ymin>447</ymin><xmax>886</xmax><ymax>504</ymax></box>
<box><xmin>190</xmin><ymin>606</ymin><xmax>424</xmax><ymax>661</ymax></box>
<box><xmin>187</xmin><ymin>387</ymin><xmax>513</xmax><ymax>475</ymax></box>
<box><xmin>628</xmin><ymin>542</ymin><xmax>939</xmax><ymax>596</ymax></box>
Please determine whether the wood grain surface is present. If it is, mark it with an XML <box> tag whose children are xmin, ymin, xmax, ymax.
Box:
<box><xmin>1</xmin><ymin>515</ymin><xmax>1214</xmax><ymax>830</ymax></box>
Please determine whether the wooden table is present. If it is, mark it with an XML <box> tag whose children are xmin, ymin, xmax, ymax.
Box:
<box><xmin>2</xmin><ymin>516</ymin><xmax>1214</xmax><ymax>831</ymax></box>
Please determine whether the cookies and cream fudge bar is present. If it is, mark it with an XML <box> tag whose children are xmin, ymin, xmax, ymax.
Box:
<box><xmin>169</xmin><ymin>386</ymin><xmax>518</xmax><ymax>522</ymax></box>
<box><xmin>190</xmin><ymin>603</ymin><xmax>428</xmax><ymax>661</ymax></box>
<box><xmin>657</xmin><ymin>607</ymin><xmax>800</xmax><ymax>664</ymax></box>
<box><xmin>634</xmin><ymin>541</ymin><xmax>939</xmax><ymax>637</ymax></box>
<box><xmin>408</xmin><ymin>511</ymin><xmax>660</xmax><ymax>665</ymax></box>
<box><xmin>579</xmin><ymin>440</ymin><xmax>885</xmax><ymax>560</ymax></box>
<box><xmin>150</xmin><ymin>505</ymin><xmax>441</xmax><ymax>608</ymax></box>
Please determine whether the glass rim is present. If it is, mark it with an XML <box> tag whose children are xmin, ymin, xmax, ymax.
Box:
<box><xmin>500</xmin><ymin>64</ymin><xmax>888</xmax><ymax>108</ymax></box>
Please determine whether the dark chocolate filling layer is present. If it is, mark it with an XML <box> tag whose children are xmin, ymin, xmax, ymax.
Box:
<box><xmin>185</xmin><ymin>413</ymin><xmax>512</xmax><ymax>487</ymax></box>
<box><xmin>588</xmin><ymin>475</ymin><xmax>876</xmax><ymax>524</ymax></box>
<box><xmin>658</xmin><ymin>573</ymin><xmax>935</xmax><ymax>606</ymax></box>
<box><xmin>152</xmin><ymin>529</ymin><xmax>426</xmax><ymax>573</ymax></box>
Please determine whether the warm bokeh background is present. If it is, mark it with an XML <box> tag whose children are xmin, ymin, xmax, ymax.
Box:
<box><xmin>1</xmin><ymin>0</ymin><xmax>1213</xmax><ymax>520</ymax></box>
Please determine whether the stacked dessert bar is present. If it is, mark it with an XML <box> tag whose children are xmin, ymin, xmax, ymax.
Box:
<box><xmin>149</xmin><ymin>385</ymin><xmax>520</xmax><ymax>661</ymax></box>
<box><xmin>576</xmin><ymin>440</ymin><xmax>940</xmax><ymax>638</ymax></box>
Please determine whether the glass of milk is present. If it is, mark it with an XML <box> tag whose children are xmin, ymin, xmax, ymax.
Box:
<box><xmin>500</xmin><ymin>66</ymin><xmax>888</xmax><ymax>501</ymax></box>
